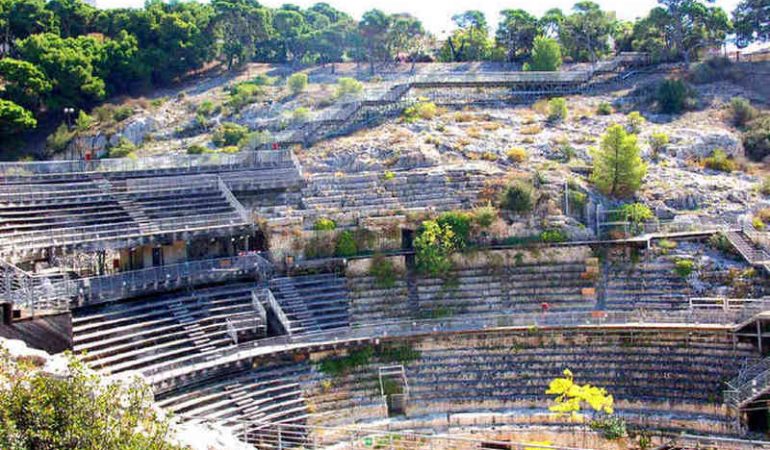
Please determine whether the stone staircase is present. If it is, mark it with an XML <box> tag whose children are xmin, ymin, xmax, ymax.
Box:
<box><xmin>725</xmin><ymin>356</ymin><xmax>770</xmax><ymax>408</ymax></box>
<box><xmin>727</xmin><ymin>231</ymin><xmax>770</xmax><ymax>264</ymax></box>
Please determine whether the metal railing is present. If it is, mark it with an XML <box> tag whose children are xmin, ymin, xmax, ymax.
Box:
<box><xmin>64</xmin><ymin>254</ymin><xmax>273</xmax><ymax>307</ymax></box>
<box><xmin>217</xmin><ymin>176</ymin><xmax>251</xmax><ymax>223</ymax></box>
<box><xmin>146</xmin><ymin>306</ymin><xmax>762</xmax><ymax>381</ymax></box>
<box><xmin>690</xmin><ymin>297</ymin><xmax>769</xmax><ymax>311</ymax></box>
<box><xmin>725</xmin><ymin>356</ymin><xmax>770</xmax><ymax>407</ymax></box>
<box><xmin>0</xmin><ymin>150</ymin><xmax>293</xmax><ymax>178</ymax></box>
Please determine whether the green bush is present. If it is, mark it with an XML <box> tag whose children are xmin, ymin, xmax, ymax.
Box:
<box><xmin>437</xmin><ymin>210</ymin><xmax>472</xmax><ymax>248</ymax></box>
<box><xmin>212</xmin><ymin>122</ymin><xmax>248</xmax><ymax>147</ymax></box>
<box><xmin>619</xmin><ymin>203</ymin><xmax>653</xmax><ymax>223</ymax></box>
<box><xmin>472</xmin><ymin>204</ymin><xmax>497</xmax><ymax>228</ymax></box>
<box><xmin>112</xmin><ymin>105</ymin><xmax>134</xmax><ymax>122</ymax></box>
<box><xmin>251</xmin><ymin>74</ymin><xmax>276</xmax><ymax>86</ymax></box>
<box><xmin>45</xmin><ymin>123</ymin><xmax>75</xmax><ymax>153</ymax></box>
<box><xmin>540</xmin><ymin>229</ymin><xmax>568</xmax><ymax>243</ymax></box>
<box><xmin>626</xmin><ymin>111</ymin><xmax>645</xmax><ymax>133</ymax></box>
<box><xmin>708</xmin><ymin>232</ymin><xmax>733</xmax><ymax>254</ymax></box>
<box><xmin>196</xmin><ymin>100</ymin><xmax>219</xmax><ymax>117</ymax></box>
<box><xmin>596</xmin><ymin>101</ymin><xmax>613</xmax><ymax>115</ymax></box>
<box><xmin>729</xmin><ymin>97</ymin><xmax>757</xmax><ymax>127</ymax></box>
<box><xmin>369</xmin><ymin>254</ymin><xmax>399</xmax><ymax>288</ymax></box>
<box><xmin>226</xmin><ymin>82</ymin><xmax>264</xmax><ymax>109</ymax></box>
<box><xmin>648</xmin><ymin>132</ymin><xmax>669</xmax><ymax>154</ymax></box>
<box><xmin>523</xmin><ymin>36</ymin><xmax>562</xmax><ymax>71</ymax></box>
<box><xmin>287</xmin><ymin>72</ymin><xmax>308</xmax><ymax>94</ymax></box>
<box><xmin>335</xmin><ymin>230</ymin><xmax>358</xmax><ymax>257</ymax></box>
<box><xmin>500</xmin><ymin>180</ymin><xmax>534</xmax><ymax>213</ymax></box>
<box><xmin>186</xmin><ymin>144</ymin><xmax>210</xmax><ymax>154</ymax></box>
<box><xmin>0</xmin><ymin>349</ymin><xmax>182</xmax><ymax>450</ymax></box>
<box><xmin>75</xmin><ymin>110</ymin><xmax>94</xmax><ymax>132</ymax></box>
<box><xmin>318</xmin><ymin>347</ymin><xmax>374</xmax><ymax>377</ymax></box>
<box><xmin>674</xmin><ymin>259</ymin><xmax>695</xmax><ymax>278</ymax></box>
<box><xmin>313</xmin><ymin>217</ymin><xmax>336</xmax><ymax>231</ymax></box>
<box><xmin>108</xmin><ymin>137</ymin><xmax>136</xmax><ymax>158</ymax></box>
<box><xmin>335</xmin><ymin>77</ymin><xmax>363</xmax><ymax>97</ymax></box>
<box><xmin>402</xmin><ymin>101</ymin><xmax>438</xmax><ymax>123</ymax></box>
<box><xmin>703</xmin><ymin>149</ymin><xmax>736</xmax><ymax>172</ymax></box>
<box><xmin>547</xmin><ymin>97</ymin><xmax>568</xmax><ymax>123</ymax></box>
<box><xmin>292</xmin><ymin>107</ymin><xmax>310</xmax><ymax>123</ymax></box>
<box><xmin>414</xmin><ymin>220</ymin><xmax>456</xmax><ymax>276</ymax></box>
<box><xmin>690</xmin><ymin>57</ymin><xmax>735</xmax><ymax>84</ymax></box>
<box><xmin>743</xmin><ymin>115</ymin><xmax>770</xmax><ymax>162</ymax></box>
<box><xmin>590</xmin><ymin>415</ymin><xmax>627</xmax><ymax>440</ymax></box>
<box><xmin>656</xmin><ymin>79</ymin><xmax>691</xmax><ymax>114</ymax></box>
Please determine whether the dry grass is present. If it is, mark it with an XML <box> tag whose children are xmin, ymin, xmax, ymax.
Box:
<box><xmin>466</xmin><ymin>126</ymin><xmax>483</xmax><ymax>139</ymax></box>
<box><xmin>532</xmin><ymin>99</ymin><xmax>550</xmax><ymax>115</ymax></box>
<box><xmin>520</xmin><ymin>124</ymin><xmax>543</xmax><ymax>135</ymax></box>
<box><xmin>481</xmin><ymin>121</ymin><xmax>503</xmax><ymax>131</ymax></box>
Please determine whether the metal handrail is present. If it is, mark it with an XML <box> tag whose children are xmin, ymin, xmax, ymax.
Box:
<box><xmin>63</xmin><ymin>254</ymin><xmax>273</xmax><ymax>307</ymax></box>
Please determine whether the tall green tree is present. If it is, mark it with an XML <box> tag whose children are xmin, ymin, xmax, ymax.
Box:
<box><xmin>0</xmin><ymin>0</ymin><xmax>55</xmax><ymax>54</ymax></box>
<box><xmin>590</xmin><ymin>124</ymin><xmax>647</xmax><ymax>198</ymax></box>
<box><xmin>496</xmin><ymin>9</ymin><xmax>541</xmax><ymax>62</ymax></box>
<box><xmin>46</xmin><ymin>0</ymin><xmax>95</xmax><ymax>38</ymax></box>
<box><xmin>442</xmin><ymin>10</ymin><xmax>492</xmax><ymax>61</ymax></box>
<box><xmin>358</xmin><ymin>9</ymin><xmax>391</xmax><ymax>73</ymax></box>
<box><xmin>733</xmin><ymin>0</ymin><xmax>770</xmax><ymax>44</ymax></box>
<box><xmin>560</xmin><ymin>1</ymin><xmax>614</xmax><ymax>63</ymax></box>
<box><xmin>213</xmin><ymin>0</ymin><xmax>272</xmax><ymax>69</ymax></box>
<box><xmin>656</xmin><ymin>0</ymin><xmax>731</xmax><ymax>66</ymax></box>
<box><xmin>16</xmin><ymin>33</ymin><xmax>106</xmax><ymax>110</ymax></box>
<box><xmin>0</xmin><ymin>58</ymin><xmax>52</xmax><ymax>110</ymax></box>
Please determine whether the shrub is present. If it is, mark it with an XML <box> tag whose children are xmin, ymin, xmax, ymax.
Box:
<box><xmin>523</xmin><ymin>36</ymin><xmax>562</xmax><ymax>71</ymax></box>
<box><xmin>743</xmin><ymin>115</ymin><xmax>770</xmax><ymax>162</ymax></box>
<box><xmin>761</xmin><ymin>177</ymin><xmax>770</xmax><ymax>196</ymax></box>
<box><xmin>226</xmin><ymin>82</ymin><xmax>264</xmax><ymax>109</ymax></box>
<box><xmin>414</xmin><ymin>220</ymin><xmax>456</xmax><ymax>276</ymax></box>
<box><xmin>506</xmin><ymin>147</ymin><xmax>528</xmax><ymax>163</ymax></box>
<box><xmin>656</xmin><ymin>79</ymin><xmax>691</xmax><ymax>114</ymax></box>
<box><xmin>703</xmin><ymin>149</ymin><xmax>736</xmax><ymax>172</ymax></box>
<box><xmin>196</xmin><ymin>100</ymin><xmax>218</xmax><ymax>117</ymax></box>
<box><xmin>108</xmin><ymin>137</ymin><xmax>136</xmax><ymax>158</ymax></box>
<box><xmin>626</xmin><ymin>111</ymin><xmax>645</xmax><ymax>133</ymax></box>
<box><xmin>112</xmin><ymin>105</ymin><xmax>134</xmax><ymax>122</ymax></box>
<box><xmin>729</xmin><ymin>97</ymin><xmax>758</xmax><ymax>127</ymax></box>
<box><xmin>708</xmin><ymin>232</ymin><xmax>734</xmax><ymax>254</ymax></box>
<box><xmin>437</xmin><ymin>210</ymin><xmax>472</xmax><ymax>248</ymax></box>
<box><xmin>0</xmin><ymin>350</ymin><xmax>182</xmax><ymax>450</ymax></box>
<box><xmin>335</xmin><ymin>77</ymin><xmax>363</xmax><ymax>97</ymax></box>
<box><xmin>335</xmin><ymin>230</ymin><xmax>358</xmax><ymax>257</ymax></box>
<box><xmin>590</xmin><ymin>415</ymin><xmax>627</xmax><ymax>440</ymax></box>
<box><xmin>590</xmin><ymin>124</ymin><xmax>646</xmax><ymax>198</ymax></box>
<box><xmin>46</xmin><ymin>123</ymin><xmax>75</xmax><ymax>153</ymax></box>
<box><xmin>75</xmin><ymin>110</ymin><xmax>94</xmax><ymax>132</ymax></box>
<box><xmin>313</xmin><ymin>217</ymin><xmax>336</xmax><ymax>231</ymax></box>
<box><xmin>382</xmin><ymin>170</ymin><xmax>395</xmax><ymax>181</ymax></box>
<box><xmin>648</xmin><ymin>132</ymin><xmax>669</xmax><ymax>154</ymax></box>
<box><xmin>186</xmin><ymin>144</ymin><xmax>210</xmax><ymax>154</ymax></box>
<box><xmin>212</xmin><ymin>122</ymin><xmax>248</xmax><ymax>147</ymax></box>
<box><xmin>370</xmin><ymin>254</ymin><xmax>398</xmax><ymax>288</ymax></box>
<box><xmin>596</xmin><ymin>101</ymin><xmax>613</xmax><ymax>115</ymax></box>
<box><xmin>292</xmin><ymin>107</ymin><xmax>310</xmax><ymax>123</ymax></box>
<box><xmin>238</xmin><ymin>130</ymin><xmax>272</xmax><ymax>151</ymax></box>
<box><xmin>318</xmin><ymin>347</ymin><xmax>374</xmax><ymax>377</ymax></box>
<box><xmin>674</xmin><ymin>259</ymin><xmax>694</xmax><ymax>278</ymax></box>
<box><xmin>559</xmin><ymin>145</ymin><xmax>576</xmax><ymax>162</ymax></box>
<box><xmin>402</xmin><ymin>101</ymin><xmax>438</xmax><ymax>122</ymax></box>
<box><xmin>500</xmin><ymin>180</ymin><xmax>534</xmax><ymax>213</ymax></box>
<box><xmin>472</xmin><ymin>204</ymin><xmax>497</xmax><ymax>228</ymax></box>
<box><xmin>690</xmin><ymin>57</ymin><xmax>735</xmax><ymax>84</ymax></box>
<box><xmin>753</xmin><ymin>216</ymin><xmax>766</xmax><ymax>231</ymax></box>
<box><xmin>547</xmin><ymin>97</ymin><xmax>568</xmax><ymax>123</ymax></box>
<box><xmin>287</xmin><ymin>72</ymin><xmax>308</xmax><ymax>94</ymax></box>
<box><xmin>540</xmin><ymin>229</ymin><xmax>568</xmax><ymax>243</ymax></box>
<box><xmin>252</xmin><ymin>74</ymin><xmax>276</xmax><ymax>86</ymax></box>
<box><xmin>658</xmin><ymin>239</ymin><xmax>677</xmax><ymax>250</ymax></box>
<box><xmin>619</xmin><ymin>203</ymin><xmax>653</xmax><ymax>223</ymax></box>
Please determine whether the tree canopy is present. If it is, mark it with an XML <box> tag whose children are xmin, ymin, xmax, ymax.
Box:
<box><xmin>590</xmin><ymin>124</ymin><xmax>647</xmax><ymax>198</ymax></box>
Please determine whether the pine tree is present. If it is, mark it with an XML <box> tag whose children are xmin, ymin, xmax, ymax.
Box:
<box><xmin>590</xmin><ymin>124</ymin><xmax>647</xmax><ymax>198</ymax></box>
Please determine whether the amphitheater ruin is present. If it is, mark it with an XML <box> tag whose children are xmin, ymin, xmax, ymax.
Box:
<box><xmin>2</xmin><ymin>52</ymin><xmax>770</xmax><ymax>450</ymax></box>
